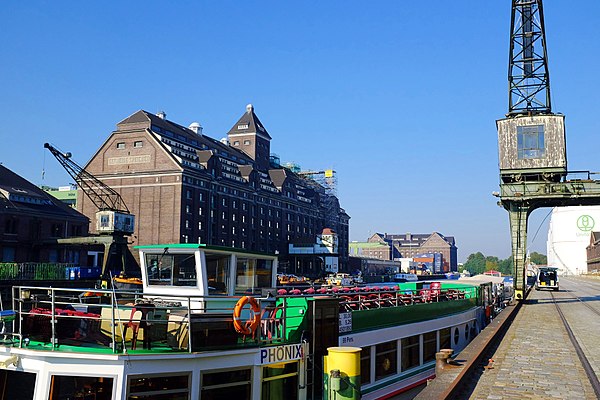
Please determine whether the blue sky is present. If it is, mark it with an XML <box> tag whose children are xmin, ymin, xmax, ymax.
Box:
<box><xmin>2</xmin><ymin>1</ymin><xmax>600</xmax><ymax>262</ymax></box>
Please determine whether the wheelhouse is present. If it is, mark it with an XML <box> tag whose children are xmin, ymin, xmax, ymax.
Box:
<box><xmin>137</xmin><ymin>244</ymin><xmax>278</xmax><ymax>297</ymax></box>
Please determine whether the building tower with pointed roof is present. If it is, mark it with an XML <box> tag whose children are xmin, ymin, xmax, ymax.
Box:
<box><xmin>227</xmin><ymin>104</ymin><xmax>272</xmax><ymax>170</ymax></box>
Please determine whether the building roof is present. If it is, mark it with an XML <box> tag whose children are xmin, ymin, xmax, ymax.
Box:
<box><xmin>227</xmin><ymin>104</ymin><xmax>272</xmax><ymax>140</ymax></box>
<box><xmin>113</xmin><ymin>109</ymin><xmax>345</xmax><ymax>216</ymax></box>
<box><xmin>0</xmin><ymin>164</ymin><xmax>88</xmax><ymax>221</ymax></box>
<box><xmin>384</xmin><ymin>232</ymin><xmax>456</xmax><ymax>248</ymax></box>
<box><xmin>349</xmin><ymin>242</ymin><xmax>389</xmax><ymax>248</ymax></box>
<box><xmin>118</xmin><ymin>110</ymin><xmax>254</xmax><ymax>164</ymax></box>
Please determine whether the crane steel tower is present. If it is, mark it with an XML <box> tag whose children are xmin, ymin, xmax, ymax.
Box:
<box><xmin>497</xmin><ymin>1</ymin><xmax>600</xmax><ymax>299</ymax></box>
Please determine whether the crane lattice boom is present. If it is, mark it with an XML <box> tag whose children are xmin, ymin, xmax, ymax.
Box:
<box><xmin>44</xmin><ymin>143</ymin><xmax>130</xmax><ymax>213</ymax></box>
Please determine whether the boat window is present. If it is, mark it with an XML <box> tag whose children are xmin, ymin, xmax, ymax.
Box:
<box><xmin>235</xmin><ymin>258</ymin><xmax>273</xmax><ymax>295</ymax></box>
<box><xmin>261</xmin><ymin>362</ymin><xmax>299</xmax><ymax>400</ymax></box>
<box><xmin>375</xmin><ymin>341</ymin><xmax>398</xmax><ymax>380</ymax></box>
<box><xmin>401</xmin><ymin>335</ymin><xmax>420</xmax><ymax>372</ymax></box>
<box><xmin>439</xmin><ymin>327</ymin><xmax>451</xmax><ymax>350</ymax></box>
<box><xmin>145</xmin><ymin>253</ymin><xmax>197</xmax><ymax>287</ymax></box>
<box><xmin>423</xmin><ymin>331</ymin><xmax>438</xmax><ymax>363</ymax></box>
<box><xmin>127</xmin><ymin>374</ymin><xmax>190</xmax><ymax>400</ymax></box>
<box><xmin>50</xmin><ymin>375</ymin><xmax>113</xmax><ymax>400</ymax></box>
<box><xmin>360</xmin><ymin>346</ymin><xmax>372</xmax><ymax>385</ymax></box>
<box><xmin>201</xmin><ymin>368</ymin><xmax>251</xmax><ymax>399</ymax></box>
<box><xmin>0</xmin><ymin>370</ymin><xmax>36</xmax><ymax>400</ymax></box>
<box><xmin>205</xmin><ymin>253</ymin><xmax>231</xmax><ymax>294</ymax></box>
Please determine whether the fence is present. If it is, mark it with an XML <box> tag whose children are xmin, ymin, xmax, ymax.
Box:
<box><xmin>0</xmin><ymin>263</ymin><xmax>76</xmax><ymax>281</ymax></box>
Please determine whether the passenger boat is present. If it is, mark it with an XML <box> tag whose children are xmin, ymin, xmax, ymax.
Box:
<box><xmin>392</xmin><ymin>273</ymin><xmax>418</xmax><ymax>283</ymax></box>
<box><xmin>0</xmin><ymin>244</ymin><xmax>492</xmax><ymax>400</ymax></box>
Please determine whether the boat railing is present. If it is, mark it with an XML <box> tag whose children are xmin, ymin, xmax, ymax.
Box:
<box><xmin>8</xmin><ymin>286</ymin><xmax>300</xmax><ymax>354</ymax></box>
<box><xmin>276</xmin><ymin>285</ymin><xmax>472</xmax><ymax>313</ymax></box>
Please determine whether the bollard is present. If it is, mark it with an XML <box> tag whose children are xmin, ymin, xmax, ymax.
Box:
<box><xmin>324</xmin><ymin>347</ymin><xmax>361</xmax><ymax>400</ymax></box>
<box><xmin>435</xmin><ymin>351</ymin><xmax>451</xmax><ymax>376</ymax></box>
<box><xmin>440</xmin><ymin>348</ymin><xmax>454</xmax><ymax>358</ymax></box>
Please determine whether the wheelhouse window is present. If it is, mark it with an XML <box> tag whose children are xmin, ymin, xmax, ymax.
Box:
<box><xmin>235</xmin><ymin>258</ymin><xmax>273</xmax><ymax>295</ymax></box>
<box><xmin>202</xmin><ymin>368</ymin><xmax>251</xmax><ymax>399</ymax></box>
<box><xmin>375</xmin><ymin>341</ymin><xmax>397</xmax><ymax>380</ymax></box>
<box><xmin>145</xmin><ymin>253</ymin><xmax>197</xmax><ymax>287</ymax></box>
<box><xmin>401</xmin><ymin>335</ymin><xmax>421</xmax><ymax>371</ymax></box>
<box><xmin>50</xmin><ymin>375</ymin><xmax>113</xmax><ymax>400</ymax></box>
<box><xmin>205</xmin><ymin>253</ymin><xmax>231</xmax><ymax>294</ymax></box>
<box><xmin>262</xmin><ymin>363</ymin><xmax>298</xmax><ymax>400</ymax></box>
<box><xmin>517</xmin><ymin>125</ymin><xmax>545</xmax><ymax>159</ymax></box>
<box><xmin>127</xmin><ymin>374</ymin><xmax>190</xmax><ymax>400</ymax></box>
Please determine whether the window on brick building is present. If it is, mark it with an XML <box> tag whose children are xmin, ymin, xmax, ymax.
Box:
<box><xmin>116</xmin><ymin>142</ymin><xmax>125</xmax><ymax>149</ymax></box>
<box><xmin>134</xmin><ymin>141</ymin><xmax>143</xmax><ymax>148</ymax></box>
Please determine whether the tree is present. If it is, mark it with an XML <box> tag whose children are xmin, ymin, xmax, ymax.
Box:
<box><xmin>464</xmin><ymin>252</ymin><xmax>486</xmax><ymax>275</ymax></box>
<box><xmin>529</xmin><ymin>252</ymin><xmax>547</xmax><ymax>266</ymax></box>
<box><xmin>498</xmin><ymin>257</ymin><xmax>513</xmax><ymax>276</ymax></box>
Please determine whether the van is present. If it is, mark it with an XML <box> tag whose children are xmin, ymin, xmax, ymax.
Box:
<box><xmin>535</xmin><ymin>267</ymin><xmax>559</xmax><ymax>291</ymax></box>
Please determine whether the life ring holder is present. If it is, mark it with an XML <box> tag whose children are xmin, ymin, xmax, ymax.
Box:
<box><xmin>233</xmin><ymin>296</ymin><xmax>261</xmax><ymax>337</ymax></box>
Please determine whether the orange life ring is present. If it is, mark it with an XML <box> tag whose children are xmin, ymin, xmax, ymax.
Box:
<box><xmin>233</xmin><ymin>296</ymin><xmax>261</xmax><ymax>336</ymax></box>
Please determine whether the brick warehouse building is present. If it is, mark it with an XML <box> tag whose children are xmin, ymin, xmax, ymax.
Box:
<box><xmin>0</xmin><ymin>164</ymin><xmax>89</xmax><ymax>263</ymax></box>
<box><xmin>79</xmin><ymin>105</ymin><xmax>350</xmax><ymax>274</ymax></box>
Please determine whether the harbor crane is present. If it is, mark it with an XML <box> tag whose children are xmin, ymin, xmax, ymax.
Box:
<box><xmin>44</xmin><ymin>142</ymin><xmax>135</xmax><ymax>275</ymax></box>
<box><xmin>496</xmin><ymin>1</ymin><xmax>600</xmax><ymax>299</ymax></box>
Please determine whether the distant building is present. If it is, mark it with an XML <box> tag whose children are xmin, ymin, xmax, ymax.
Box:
<box><xmin>361</xmin><ymin>232</ymin><xmax>458</xmax><ymax>272</ymax></box>
<box><xmin>586</xmin><ymin>232</ymin><xmax>600</xmax><ymax>273</ymax></box>
<box><xmin>349</xmin><ymin>241</ymin><xmax>391</xmax><ymax>260</ymax></box>
<box><xmin>288</xmin><ymin>228</ymin><xmax>340</xmax><ymax>277</ymax></box>
<box><xmin>348</xmin><ymin>257</ymin><xmax>404</xmax><ymax>277</ymax></box>
<box><xmin>43</xmin><ymin>185</ymin><xmax>78</xmax><ymax>208</ymax></box>
<box><xmin>0</xmin><ymin>165</ymin><xmax>89</xmax><ymax>263</ymax></box>
<box><xmin>80</xmin><ymin>105</ymin><xmax>350</xmax><ymax>270</ymax></box>
<box><xmin>413</xmin><ymin>252</ymin><xmax>443</xmax><ymax>274</ymax></box>
<box><xmin>547</xmin><ymin>206</ymin><xmax>600</xmax><ymax>275</ymax></box>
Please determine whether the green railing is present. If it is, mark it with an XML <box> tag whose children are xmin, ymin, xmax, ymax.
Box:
<box><xmin>0</xmin><ymin>263</ymin><xmax>75</xmax><ymax>281</ymax></box>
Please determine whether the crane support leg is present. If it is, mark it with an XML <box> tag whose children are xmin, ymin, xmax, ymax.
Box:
<box><xmin>102</xmin><ymin>242</ymin><xmax>113</xmax><ymax>277</ymax></box>
<box><xmin>507</xmin><ymin>202</ymin><xmax>530</xmax><ymax>300</ymax></box>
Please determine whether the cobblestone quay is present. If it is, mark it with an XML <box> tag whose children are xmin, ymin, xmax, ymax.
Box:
<box><xmin>467</xmin><ymin>277</ymin><xmax>598</xmax><ymax>400</ymax></box>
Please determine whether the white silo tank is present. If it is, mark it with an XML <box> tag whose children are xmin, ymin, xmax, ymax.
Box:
<box><xmin>546</xmin><ymin>206</ymin><xmax>600</xmax><ymax>275</ymax></box>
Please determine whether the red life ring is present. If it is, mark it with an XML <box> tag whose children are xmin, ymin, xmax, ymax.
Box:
<box><xmin>233</xmin><ymin>296</ymin><xmax>261</xmax><ymax>336</ymax></box>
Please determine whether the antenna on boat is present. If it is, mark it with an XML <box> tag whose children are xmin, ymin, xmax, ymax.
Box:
<box><xmin>109</xmin><ymin>271</ymin><xmax>128</xmax><ymax>354</ymax></box>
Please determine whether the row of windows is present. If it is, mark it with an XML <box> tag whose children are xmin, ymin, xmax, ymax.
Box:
<box><xmin>185</xmin><ymin>191</ymin><xmax>321</xmax><ymax>222</ymax></box>
<box><xmin>1</xmin><ymin>220</ymin><xmax>83</xmax><ymax>238</ymax></box>
<box><xmin>50</xmin><ymin>363</ymin><xmax>297</xmax><ymax>399</ymax></box>
<box><xmin>232</xmin><ymin>139</ymin><xmax>252</xmax><ymax>146</ymax></box>
<box><xmin>116</xmin><ymin>141</ymin><xmax>143</xmax><ymax>149</ymax></box>
<box><xmin>361</xmin><ymin>328</ymin><xmax>451</xmax><ymax>385</ymax></box>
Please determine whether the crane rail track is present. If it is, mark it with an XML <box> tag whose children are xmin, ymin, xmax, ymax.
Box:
<box><xmin>550</xmin><ymin>290</ymin><xmax>600</xmax><ymax>398</ymax></box>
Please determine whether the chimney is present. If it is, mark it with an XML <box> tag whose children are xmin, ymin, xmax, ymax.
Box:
<box><xmin>156</xmin><ymin>111</ymin><xmax>166</xmax><ymax>120</ymax></box>
<box><xmin>189</xmin><ymin>122</ymin><xmax>203</xmax><ymax>136</ymax></box>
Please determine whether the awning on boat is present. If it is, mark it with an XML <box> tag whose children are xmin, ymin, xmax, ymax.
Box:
<box><xmin>459</xmin><ymin>275</ymin><xmax>505</xmax><ymax>284</ymax></box>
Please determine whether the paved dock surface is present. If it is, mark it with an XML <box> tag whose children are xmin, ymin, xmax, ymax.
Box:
<box><xmin>467</xmin><ymin>276</ymin><xmax>600</xmax><ymax>400</ymax></box>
